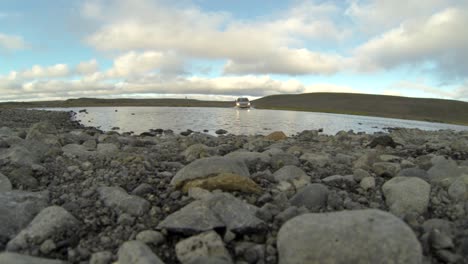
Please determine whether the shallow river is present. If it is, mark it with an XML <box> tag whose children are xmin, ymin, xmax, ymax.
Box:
<box><xmin>46</xmin><ymin>107</ymin><xmax>468</xmax><ymax>136</ymax></box>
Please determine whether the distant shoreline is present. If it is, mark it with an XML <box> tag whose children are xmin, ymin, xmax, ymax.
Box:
<box><xmin>2</xmin><ymin>92</ymin><xmax>468</xmax><ymax>126</ymax></box>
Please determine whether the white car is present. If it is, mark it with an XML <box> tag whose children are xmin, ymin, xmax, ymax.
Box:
<box><xmin>235</xmin><ymin>97</ymin><xmax>251</xmax><ymax>108</ymax></box>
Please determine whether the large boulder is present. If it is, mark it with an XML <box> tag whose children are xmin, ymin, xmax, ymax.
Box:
<box><xmin>427</xmin><ymin>157</ymin><xmax>463</xmax><ymax>187</ymax></box>
<box><xmin>118</xmin><ymin>240</ymin><xmax>165</xmax><ymax>264</ymax></box>
<box><xmin>0</xmin><ymin>252</ymin><xmax>66</xmax><ymax>264</ymax></box>
<box><xmin>171</xmin><ymin>157</ymin><xmax>249</xmax><ymax>188</ymax></box>
<box><xmin>26</xmin><ymin>121</ymin><xmax>60</xmax><ymax>146</ymax></box>
<box><xmin>98</xmin><ymin>186</ymin><xmax>150</xmax><ymax>216</ymax></box>
<box><xmin>7</xmin><ymin>206</ymin><xmax>79</xmax><ymax>251</ymax></box>
<box><xmin>175</xmin><ymin>231</ymin><xmax>232</xmax><ymax>264</ymax></box>
<box><xmin>382</xmin><ymin>177</ymin><xmax>431</xmax><ymax>217</ymax></box>
<box><xmin>0</xmin><ymin>191</ymin><xmax>49</xmax><ymax>241</ymax></box>
<box><xmin>0</xmin><ymin>172</ymin><xmax>12</xmax><ymax>192</ymax></box>
<box><xmin>277</xmin><ymin>209</ymin><xmax>422</xmax><ymax>264</ymax></box>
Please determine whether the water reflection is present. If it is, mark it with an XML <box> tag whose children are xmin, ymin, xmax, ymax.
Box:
<box><xmin>44</xmin><ymin>107</ymin><xmax>468</xmax><ymax>136</ymax></box>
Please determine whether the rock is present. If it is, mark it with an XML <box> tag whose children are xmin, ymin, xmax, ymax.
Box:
<box><xmin>215</xmin><ymin>129</ymin><xmax>228</xmax><ymax>135</ymax></box>
<box><xmin>353</xmin><ymin>150</ymin><xmax>379</xmax><ymax>170</ymax></box>
<box><xmin>397</xmin><ymin>168</ymin><xmax>429</xmax><ymax>180</ymax></box>
<box><xmin>89</xmin><ymin>251</ymin><xmax>113</xmax><ymax>264</ymax></box>
<box><xmin>171</xmin><ymin>157</ymin><xmax>250</xmax><ymax>188</ymax></box>
<box><xmin>98</xmin><ymin>186</ymin><xmax>150</xmax><ymax>216</ymax></box>
<box><xmin>136</xmin><ymin>230</ymin><xmax>165</xmax><ymax>246</ymax></box>
<box><xmin>181</xmin><ymin>173</ymin><xmax>261</xmax><ymax>194</ymax></box>
<box><xmin>367</xmin><ymin>135</ymin><xmax>398</xmax><ymax>148</ymax></box>
<box><xmin>7</xmin><ymin>167</ymin><xmax>38</xmax><ymax>189</ymax></box>
<box><xmin>188</xmin><ymin>187</ymin><xmax>213</xmax><ymax>200</ymax></box>
<box><xmin>289</xmin><ymin>184</ymin><xmax>329</xmax><ymax>212</ymax></box>
<box><xmin>430</xmin><ymin>229</ymin><xmax>454</xmax><ymax>249</ymax></box>
<box><xmin>131</xmin><ymin>183</ymin><xmax>155</xmax><ymax>197</ymax></box>
<box><xmin>299</xmin><ymin>153</ymin><xmax>330</xmax><ymax>168</ymax></box>
<box><xmin>353</xmin><ymin>168</ymin><xmax>371</xmax><ymax>182</ymax></box>
<box><xmin>182</xmin><ymin>144</ymin><xmax>215</xmax><ymax>162</ymax></box>
<box><xmin>379</xmin><ymin>154</ymin><xmax>401</xmax><ymax>162</ymax></box>
<box><xmin>26</xmin><ymin>121</ymin><xmax>60</xmax><ymax>146</ymax></box>
<box><xmin>39</xmin><ymin>239</ymin><xmax>56</xmax><ymax>254</ymax></box>
<box><xmin>448</xmin><ymin>177</ymin><xmax>467</xmax><ymax>201</ymax></box>
<box><xmin>158</xmin><ymin>193</ymin><xmax>263</xmax><ymax>234</ymax></box>
<box><xmin>224</xmin><ymin>151</ymin><xmax>271</xmax><ymax>170</ymax></box>
<box><xmin>0</xmin><ymin>191</ymin><xmax>48</xmax><ymax>240</ymax></box>
<box><xmin>275</xmin><ymin>206</ymin><xmax>308</xmax><ymax>225</ymax></box>
<box><xmin>360</xmin><ymin>177</ymin><xmax>376</xmax><ymax>191</ymax></box>
<box><xmin>175</xmin><ymin>231</ymin><xmax>232</xmax><ymax>264</ymax></box>
<box><xmin>0</xmin><ymin>172</ymin><xmax>12</xmax><ymax>192</ymax></box>
<box><xmin>62</xmin><ymin>144</ymin><xmax>96</xmax><ymax>160</ymax></box>
<box><xmin>373</xmin><ymin>162</ymin><xmax>400</xmax><ymax>177</ymax></box>
<box><xmin>0</xmin><ymin>252</ymin><xmax>66</xmax><ymax>264</ymax></box>
<box><xmin>7</xmin><ymin>206</ymin><xmax>79</xmax><ymax>251</ymax></box>
<box><xmin>273</xmin><ymin>165</ymin><xmax>308</xmax><ymax>182</ymax></box>
<box><xmin>277</xmin><ymin>209</ymin><xmax>422</xmax><ymax>264</ymax></box>
<box><xmin>270</xmin><ymin>153</ymin><xmax>300</xmax><ymax>170</ymax></box>
<box><xmin>118</xmin><ymin>240</ymin><xmax>164</xmax><ymax>264</ymax></box>
<box><xmin>96</xmin><ymin>143</ymin><xmax>119</xmax><ymax>156</ymax></box>
<box><xmin>382</xmin><ymin>177</ymin><xmax>431</xmax><ymax>217</ymax></box>
<box><xmin>265</xmin><ymin>131</ymin><xmax>287</xmax><ymax>141</ymax></box>
<box><xmin>427</xmin><ymin>157</ymin><xmax>462</xmax><ymax>187</ymax></box>
<box><xmin>296</xmin><ymin>130</ymin><xmax>319</xmax><ymax>140</ymax></box>
<box><xmin>422</xmin><ymin>219</ymin><xmax>455</xmax><ymax>236</ymax></box>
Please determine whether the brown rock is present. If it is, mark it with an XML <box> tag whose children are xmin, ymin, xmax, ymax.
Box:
<box><xmin>182</xmin><ymin>173</ymin><xmax>262</xmax><ymax>194</ymax></box>
<box><xmin>265</xmin><ymin>131</ymin><xmax>287</xmax><ymax>141</ymax></box>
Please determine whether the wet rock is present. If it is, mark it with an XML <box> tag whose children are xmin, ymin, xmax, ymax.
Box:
<box><xmin>89</xmin><ymin>251</ymin><xmax>113</xmax><ymax>264</ymax></box>
<box><xmin>171</xmin><ymin>156</ymin><xmax>249</xmax><ymax>188</ymax></box>
<box><xmin>0</xmin><ymin>172</ymin><xmax>12</xmax><ymax>192</ymax></box>
<box><xmin>7</xmin><ymin>206</ymin><xmax>79</xmax><ymax>251</ymax></box>
<box><xmin>118</xmin><ymin>240</ymin><xmax>164</xmax><ymax>264</ymax></box>
<box><xmin>98</xmin><ymin>186</ymin><xmax>150</xmax><ymax>216</ymax></box>
<box><xmin>265</xmin><ymin>131</ymin><xmax>287</xmax><ymax>141</ymax></box>
<box><xmin>136</xmin><ymin>230</ymin><xmax>165</xmax><ymax>246</ymax></box>
<box><xmin>0</xmin><ymin>191</ymin><xmax>49</xmax><ymax>240</ymax></box>
<box><xmin>277</xmin><ymin>209</ymin><xmax>422</xmax><ymax>264</ymax></box>
<box><xmin>181</xmin><ymin>173</ymin><xmax>261</xmax><ymax>194</ymax></box>
<box><xmin>382</xmin><ymin>177</ymin><xmax>431</xmax><ymax>217</ymax></box>
<box><xmin>158</xmin><ymin>193</ymin><xmax>263</xmax><ymax>234</ymax></box>
<box><xmin>175</xmin><ymin>231</ymin><xmax>232</xmax><ymax>264</ymax></box>
<box><xmin>367</xmin><ymin>135</ymin><xmax>398</xmax><ymax>148</ymax></box>
<box><xmin>289</xmin><ymin>184</ymin><xmax>329</xmax><ymax>212</ymax></box>
<box><xmin>215</xmin><ymin>129</ymin><xmax>228</xmax><ymax>135</ymax></box>
<box><xmin>0</xmin><ymin>252</ymin><xmax>66</xmax><ymax>264</ymax></box>
<box><xmin>373</xmin><ymin>162</ymin><xmax>401</xmax><ymax>177</ymax></box>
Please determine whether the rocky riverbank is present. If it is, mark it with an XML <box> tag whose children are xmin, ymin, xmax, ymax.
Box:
<box><xmin>0</xmin><ymin>109</ymin><xmax>468</xmax><ymax>264</ymax></box>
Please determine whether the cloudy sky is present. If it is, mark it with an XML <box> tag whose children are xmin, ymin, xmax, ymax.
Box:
<box><xmin>1</xmin><ymin>0</ymin><xmax>468</xmax><ymax>101</ymax></box>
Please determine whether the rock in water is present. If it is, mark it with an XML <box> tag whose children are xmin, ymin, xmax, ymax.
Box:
<box><xmin>175</xmin><ymin>231</ymin><xmax>232</xmax><ymax>264</ymax></box>
<box><xmin>382</xmin><ymin>177</ymin><xmax>431</xmax><ymax>217</ymax></box>
<box><xmin>277</xmin><ymin>209</ymin><xmax>422</xmax><ymax>264</ymax></box>
<box><xmin>118</xmin><ymin>240</ymin><xmax>165</xmax><ymax>264</ymax></box>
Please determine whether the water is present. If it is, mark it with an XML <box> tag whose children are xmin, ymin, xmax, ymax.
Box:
<box><xmin>46</xmin><ymin>107</ymin><xmax>468</xmax><ymax>136</ymax></box>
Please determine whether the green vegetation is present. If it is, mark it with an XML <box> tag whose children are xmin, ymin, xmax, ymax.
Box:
<box><xmin>1</xmin><ymin>93</ymin><xmax>468</xmax><ymax>126</ymax></box>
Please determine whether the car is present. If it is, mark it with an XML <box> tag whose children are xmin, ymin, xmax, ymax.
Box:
<box><xmin>235</xmin><ymin>97</ymin><xmax>251</xmax><ymax>108</ymax></box>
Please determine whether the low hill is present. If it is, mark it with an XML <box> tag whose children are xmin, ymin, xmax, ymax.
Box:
<box><xmin>253</xmin><ymin>93</ymin><xmax>468</xmax><ymax>125</ymax></box>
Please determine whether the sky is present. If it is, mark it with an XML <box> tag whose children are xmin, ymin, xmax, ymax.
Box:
<box><xmin>1</xmin><ymin>0</ymin><xmax>468</xmax><ymax>102</ymax></box>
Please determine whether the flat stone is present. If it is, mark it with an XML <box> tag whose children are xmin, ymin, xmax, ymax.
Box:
<box><xmin>0</xmin><ymin>252</ymin><xmax>66</xmax><ymax>264</ymax></box>
<box><xmin>171</xmin><ymin>157</ymin><xmax>250</xmax><ymax>188</ymax></box>
<box><xmin>382</xmin><ymin>177</ymin><xmax>431</xmax><ymax>217</ymax></box>
<box><xmin>289</xmin><ymin>184</ymin><xmax>329</xmax><ymax>212</ymax></box>
<box><xmin>175</xmin><ymin>231</ymin><xmax>232</xmax><ymax>264</ymax></box>
<box><xmin>181</xmin><ymin>173</ymin><xmax>261</xmax><ymax>194</ymax></box>
<box><xmin>98</xmin><ymin>186</ymin><xmax>150</xmax><ymax>216</ymax></box>
<box><xmin>7</xmin><ymin>206</ymin><xmax>79</xmax><ymax>251</ymax></box>
<box><xmin>0</xmin><ymin>191</ymin><xmax>49</xmax><ymax>240</ymax></box>
<box><xmin>118</xmin><ymin>240</ymin><xmax>165</xmax><ymax>264</ymax></box>
<box><xmin>277</xmin><ymin>209</ymin><xmax>422</xmax><ymax>264</ymax></box>
<box><xmin>0</xmin><ymin>172</ymin><xmax>12</xmax><ymax>192</ymax></box>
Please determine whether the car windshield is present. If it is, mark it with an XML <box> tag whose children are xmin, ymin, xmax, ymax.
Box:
<box><xmin>237</xmin><ymin>98</ymin><xmax>249</xmax><ymax>102</ymax></box>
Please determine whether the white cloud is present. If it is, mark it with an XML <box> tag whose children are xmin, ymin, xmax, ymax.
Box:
<box><xmin>75</xmin><ymin>59</ymin><xmax>99</xmax><ymax>75</ymax></box>
<box><xmin>0</xmin><ymin>33</ymin><xmax>27</xmax><ymax>51</ymax></box>
<box><xmin>19</xmin><ymin>64</ymin><xmax>70</xmax><ymax>79</ymax></box>
<box><xmin>353</xmin><ymin>7</ymin><xmax>468</xmax><ymax>80</ymax></box>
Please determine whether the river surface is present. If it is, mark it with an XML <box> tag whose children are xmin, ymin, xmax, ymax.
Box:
<box><xmin>45</xmin><ymin>107</ymin><xmax>468</xmax><ymax>136</ymax></box>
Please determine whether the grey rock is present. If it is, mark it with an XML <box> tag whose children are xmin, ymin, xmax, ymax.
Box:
<box><xmin>0</xmin><ymin>172</ymin><xmax>12</xmax><ymax>192</ymax></box>
<box><xmin>353</xmin><ymin>168</ymin><xmax>371</xmax><ymax>182</ymax></box>
<box><xmin>158</xmin><ymin>193</ymin><xmax>263</xmax><ymax>234</ymax></box>
<box><xmin>360</xmin><ymin>177</ymin><xmax>376</xmax><ymax>191</ymax></box>
<box><xmin>224</xmin><ymin>151</ymin><xmax>271</xmax><ymax>170</ymax></box>
<box><xmin>39</xmin><ymin>239</ymin><xmax>56</xmax><ymax>254</ymax></box>
<box><xmin>98</xmin><ymin>186</ymin><xmax>150</xmax><ymax>216</ymax></box>
<box><xmin>0</xmin><ymin>191</ymin><xmax>48</xmax><ymax>240</ymax></box>
<box><xmin>277</xmin><ymin>209</ymin><xmax>422</xmax><ymax>264</ymax></box>
<box><xmin>89</xmin><ymin>251</ymin><xmax>113</xmax><ymax>264</ymax></box>
<box><xmin>272</xmin><ymin>165</ymin><xmax>308</xmax><ymax>182</ymax></box>
<box><xmin>427</xmin><ymin>157</ymin><xmax>462</xmax><ymax>187</ymax></box>
<box><xmin>188</xmin><ymin>187</ymin><xmax>213</xmax><ymax>200</ymax></box>
<box><xmin>7</xmin><ymin>206</ymin><xmax>79</xmax><ymax>251</ymax></box>
<box><xmin>270</xmin><ymin>153</ymin><xmax>300</xmax><ymax>170</ymax></box>
<box><xmin>62</xmin><ymin>144</ymin><xmax>96</xmax><ymax>160</ymax></box>
<box><xmin>8</xmin><ymin>167</ymin><xmax>38</xmax><ymax>189</ymax></box>
<box><xmin>131</xmin><ymin>183</ymin><xmax>154</xmax><ymax>197</ymax></box>
<box><xmin>373</xmin><ymin>162</ymin><xmax>401</xmax><ymax>177</ymax></box>
<box><xmin>26</xmin><ymin>121</ymin><xmax>60</xmax><ymax>146</ymax></box>
<box><xmin>275</xmin><ymin>206</ymin><xmax>308</xmax><ymax>225</ymax></box>
<box><xmin>299</xmin><ymin>153</ymin><xmax>330</xmax><ymax>168</ymax></box>
<box><xmin>97</xmin><ymin>143</ymin><xmax>119</xmax><ymax>156</ymax></box>
<box><xmin>175</xmin><ymin>231</ymin><xmax>232</xmax><ymax>264</ymax></box>
<box><xmin>136</xmin><ymin>230</ymin><xmax>165</xmax><ymax>246</ymax></box>
<box><xmin>430</xmin><ymin>229</ymin><xmax>454</xmax><ymax>249</ymax></box>
<box><xmin>382</xmin><ymin>177</ymin><xmax>431</xmax><ymax>217</ymax></box>
<box><xmin>118</xmin><ymin>240</ymin><xmax>165</xmax><ymax>264</ymax></box>
<box><xmin>422</xmin><ymin>219</ymin><xmax>455</xmax><ymax>236</ymax></box>
<box><xmin>379</xmin><ymin>154</ymin><xmax>402</xmax><ymax>162</ymax></box>
<box><xmin>448</xmin><ymin>177</ymin><xmax>467</xmax><ymax>202</ymax></box>
<box><xmin>0</xmin><ymin>252</ymin><xmax>66</xmax><ymax>264</ymax></box>
<box><xmin>182</xmin><ymin>144</ymin><xmax>216</xmax><ymax>162</ymax></box>
<box><xmin>397</xmin><ymin>168</ymin><xmax>429</xmax><ymax>180</ymax></box>
<box><xmin>289</xmin><ymin>184</ymin><xmax>329</xmax><ymax>212</ymax></box>
<box><xmin>171</xmin><ymin>157</ymin><xmax>250</xmax><ymax>188</ymax></box>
